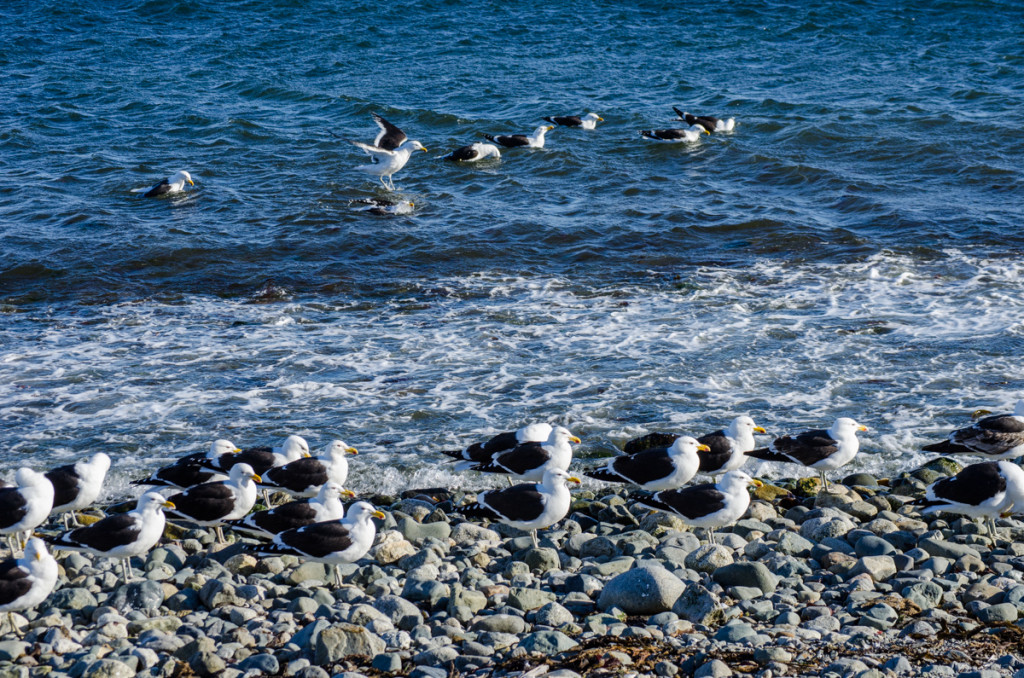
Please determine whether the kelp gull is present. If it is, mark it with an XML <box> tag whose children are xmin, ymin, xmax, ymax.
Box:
<box><xmin>351</xmin><ymin>113</ymin><xmax>426</xmax><ymax>191</ymax></box>
<box><xmin>46</xmin><ymin>453</ymin><xmax>111</xmax><ymax>527</ymax></box>
<box><xmin>543</xmin><ymin>113</ymin><xmax>603</xmax><ymax>130</ymax></box>
<box><xmin>199</xmin><ymin>434</ymin><xmax>310</xmax><ymax>476</ymax></box>
<box><xmin>132</xmin><ymin>170</ymin><xmax>195</xmax><ymax>198</ymax></box>
<box><xmin>922</xmin><ymin>399</ymin><xmax>1024</xmax><ymax>460</ymax></box>
<box><xmin>746</xmin><ymin>417</ymin><xmax>867</xmax><ymax>489</ymax></box>
<box><xmin>483</xmin><ymin>125</ymin><xmax>553</xmax><ymax>149</ymax></box>
<box><xmin>624</xmin><ymin>415</ymin><xmax>767</xmax><ymax>477</ymax></box>
<box><xmin>917</xmin><ymin>460</ymin><xmax>1024</xmax><ymax>537</ymax></box>
<box><xmin>260</xmin><ymin>440</ymin><xmax>358</xmax><ymax>497</ymax></box>
<box><xmin>585</xmin><ymin>436</ymin><xmax>706</xmax><ymax>491</ymax></box>
<box><xmin>50</xmin><ymin>491</ymin><xmax>174</xmax><ymax>583</ymax></box>
<box><xmin>227</xmin><ymin>482</ymin><xmax>353</xmax><ymax>540</ymax></box>
<box><xmin>443</xmin><ymin>142</ymin><xmax>502</xmax><ymax>162</ymax></box>
<box><xmin>0</xmin><ymin>469</ymin><xmax>54</xmax><ymax>555</ymax></box>
<box><xmin>639</xmin><ymin>125</ymin><xmax>709</xmax><ymax>142</ymax></box>
<box><xmin>246</xmin><ymin>501</ymin><xmax>384</xmax><ymax>587</ymax></box>
<box><xmin>132</xmin><ymin>439</ymin><xmax>240</xmax><ymax>490</ymax></box>
<box><xmin>672</xmin><ymin>107</ymin><xmax>736</xmax><ymax>132</ymax></box>
<box><xmin>469</xmin><ymin>426</ymin><xmax>580</xmax><ymax>482</ymax></box>
<box><xmin>0</xmin><ymin>538</ymin><xmax>58</xmax><ymax>635</ymax></box>
<box><xmin>442</xmin><ymin>422</ymin><xmax>553</xmax><ymax>471</ymax></box>
<box><xmin>456</xmin><ymin>467</ymin><xmax>581</xmax><ymax>548</ymax></box>
<box><xmin>165</xmin><ymin>463</ymin><xmax>261</xmax><ymax>543</ymax></box>
<box><xmin>633</xmin><ymin>469</ymin><xmax>762</xmax><ymax>545</ymax></box>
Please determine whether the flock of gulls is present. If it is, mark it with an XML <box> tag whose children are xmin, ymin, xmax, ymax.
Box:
<box><xmin>1</xmin><ymin>400</ymin><xmax>1023</xmax><ymax>631</ymax></box>
<box><xmin>134</xmin><ymin>108</ymin><xmax>736</xmax><ymax>207</ymax></box>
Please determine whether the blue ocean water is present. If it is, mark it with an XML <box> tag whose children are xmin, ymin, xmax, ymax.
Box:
<box><xmin>2</xmin><ymin>0</ymin><xmax>1023</xmax><ymax>495</ymax></box>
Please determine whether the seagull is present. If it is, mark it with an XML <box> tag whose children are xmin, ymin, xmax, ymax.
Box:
<box><xmin>639</xmin><ymin>125</ymin><xmax>709</xmax><ymax>142</ymax></box>
<box><xmin>633</xmin><ymin>470</ymin><xmax>763</xmax><ymax>545</ymax></box>
<box><xmin>260</xmin><ymin>440</ymin><xmax>358</xmax><ymax>498</ymax></box>
<box><xmin>917</xmin><ymin>461</ymin><xmax>1024</xmax><ymax>537</ymax></box>
<box><xmin>0</xmin><ymin>538</ymin><xmax>58</xmax><ymax>636</ymax></box>
<box><xmin>351</xmin><ymin>113</ymin><xmax>426</xmax><ymax>191</ymax></box>
<box><xmin>132</xmin><ymin>170</ymin><xmax>196</xmax><ymax>197</ymax></box>
<box><xmin>226</xmin><ymin>482</ymin><xmax>354</xmax><ymax>540</ymax></box>
<box><xmin>442</xmin><ymin>422</ymin><xmax>554</xmax><ymax>471</ymax></box>
<box><xmin>483</xmin><ymin>125</ymin><xmax>553</xmax><ymax>149</ymax></box>
<box><xmin>624</xmin><ymin>416</ymin><xmax>767</xmax><ymax>478</ymax></box>
<box><xmin>0</xmin><ymin>469</ymin><xmax>54</xmax><ymax>556</ymax></box>
<box><xmin>46</xmin><ymin>453</ymin><xmax>111</xmax><ymax>528</ymax></box>
<box><xmin>132</xmin><ymin>439</ymin><xmax>240</xmax><ymax>490</ymax></box>
<box><xmin>443</xmin><ymin>142</ymin><xmax>502</xmax><ymax>162</ymax></box>
<box><xmin>350</xmin><ymin>197</ymin><xmax>415</xmax><ymax>216</ymax></box>
<box><xmin>164</xmin><ymin>463</ymin><xmax>261</xmax><ymax>543</ymax></box>
<box><xmin>922</xmin><ymin>400</ymin><xmax>1024</xmax><ymax>461</ymax></box>
<box><xmin>246</xmin><ymin>501</ymin><xmax>385</xmax><ymax>587</ymax></box>
<box><xmin>746</xmin><ymin>418</ymin><xmax>868</xmax><ymax>490</ymax></box>
<box><xmin>455</xmin><ymin>467</ymin><xmax>581</xmax><ymax>548</ymax></box>
<box><xmin>543</xmin><ymin>113</ymin><xmax>603</xmax><ymax>130</ymax></box>
<box><xmin>49</xmin><ymin>491</ymin><xmax>175</xmax><ymax>583</ymax></box>
<box><xmin>585</xmin><ymin>436</ymin><xmax>706</xmax><ymax>491</ymax></box>
<box><xmin>469</xmin><ymin>426</ymin><xmax>581</xmax><ymax>483</ymax></box>
<box><xmin>672</xmin><ymin>107</ymin><xmax>736</xmax><ymax>133</ymax></box>
<box><xmin>198</xmin><ymin>435</ymin><xmax>310</xmax><ymax>477</ymax></box>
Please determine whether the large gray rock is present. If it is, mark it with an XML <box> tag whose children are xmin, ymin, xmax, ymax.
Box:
<box><xmin>109</xmin><ymin>581</ymin><xmax>165</xmax><ymax>612</ymax></box>
<box><xmin>50</xmin><ymin>587</ymin><xmax>97</xmax><ymax>611</ymax></box>
<box><xmin>472</xmin><ymin>614</ymin><xmax>527</xmax><ymax>635</ymax></box>
<box><xmin>314</xmin><ymin>624</ymin><xmax>386</xmax><ymax>664</ymax></box>
<box><xmin>597</xmin><ymin>565</ymin><xmax>685</xmax><ymax>615</ymax></box>
<box><xmin>712</xmin><ymin>562</ymin><xmax>778</xmax><ymax>594</ymax></box>
<box><xmin>774</xmin><ymin>532</ymin><xmax>813</xmax><ymax>557</ymax></box>
<box><xmin>684</xmin><ymin>545</ymin><xmax>733</xmax><ymax>573</ymax></box>
<box><xmin>517</xmin><ymin>630</ymin><xmax>578</xmax><ymax>654</ymax></box>
<box><xmin>396</xmin><ymin>517</ymin><xmax>451</xmax><ymax>544</ymax></box>
<box><xmin>850</xmin><ymin>555</ymin><xmax>897</xmax><ymax>582</ymax></box>
<box><xmin>918</xmin><ymin>537</ymin><xmax>981</xmax><ymax>561</ymax></box>
<box><xmin>800</xmin><ymin>515</ymin><xmax>856</xmax><ymax>541</ymax></box>
<box><xmin>82</xmin><ymin>658</ymin><xmax>136</xmax><ymax>678</ymax></box>
<box><xmin>373</xmin><ymin>595</ymin><xmax>424</xmax><ymax>631</ymax></box>
<box><xmin>509</xmin><ymin>587</ymin><xmax>556</xmax><ymax>611</ymax></box>
<box><xmin>672</xmin><ymin>585</ymin><xmax>722</xmax><ymax>625</ymax></box>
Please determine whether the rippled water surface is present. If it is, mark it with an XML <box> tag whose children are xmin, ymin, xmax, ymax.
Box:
<box><xmin>2</xmin><ymin>0</ymin><xmax>1023</xmax><ymax>496</ymax></box>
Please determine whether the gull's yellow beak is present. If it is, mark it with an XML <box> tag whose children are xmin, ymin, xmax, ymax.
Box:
<box><xmin>598</xmin><ymin>117</ymin><xmax>604</xmax><ymax>121</ymax></box>
<box><xmin>857</xmin><ymin>425</ymin><xmax>868</xmax><ymax>432</ymax></box>
<box><xmin>341</xmin><ymin>489</ymin><xmax>357</xmax><ymax>498</ymax></box>
<box><xmin>187</xmin><ymin>178</ymin><xmax>195</xmax><ymax>185</ymax></box>
<box><xmin>420</xmin><ymin>147</ymin><xmax>428</xmax><ymax>152</ymax></box>
<box><xmin>702</xmin><ymin>128</ymin><xmax>711</xmax><ymax>134</ymax></box>
<box><xmin>750</xmin><ymin>479</ymin><xmax>765</xmax><ymax>487</ymax></box>
<box><xmin>567</xmin><ymin>476</ymin><xmax>582</xmax><ymax>485</ymax></box>
<box><xmin>234</xmin><ymin>448</ymin><xmax>242</xmax><ymax>453</ymax></box>
<box><xmin>163</xmin><ymin>500</ymin><xmax>176</xmax><ymax>510</ymax></box>
<box><xmin>569</xmin><ymin>436</ymin><xmax>582</xmax><ymax>444</ymax></box>
<box><xmin>697</xmin><ymin>443</ymin><xmax>711</xmax><ymax>453</ymax></box>
<box><xmin>372</xmin><ymin>510</ymin><xmax>386</xmax><ymax>520</ymax></box>
<box><xmin>347</xmin><ymin>447</ymin><xmax>359</xmax><ymax>455</ymax></box>
<box><xmin>252</xmin><ymin>473</ymin><xmax>262</xmax><ymax>483</ymax></box>
<box><xmin>753</xmin><ymin>426</ymin><xmax>767</xmax><ymax>434</ymax></box>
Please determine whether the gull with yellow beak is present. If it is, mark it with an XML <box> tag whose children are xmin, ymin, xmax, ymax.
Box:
<box><xmin>350</xmin><ymin>113</ymin><xmax>427</xmax><ymax>191</ymax></box>
<box><xmin>227</xmin><ymin>482</ymin><xmax>356</xmax><ymax>539</ymax></box>
<box><xmin>586</xmin><ymin>435</ymin><xmax>707</xmax><ymax>491</ymax></box>
<box><xmin>543</xmin><ymin>113</ymin><xmax>604</xmax><ymax>130</ymax></box>
<box><xmin>247</xmin><ymin>501</ymin><xmax>385</xmax><ymax>587</ymax></box>
<box><xmin>633</xmin><ymin>470</ymin><xmax>764</xmax><ymax>545</ymax></box>
<box><xmin>470</xmin><ymin>426</ymin><xmax>581</xmax><ymax>483</ymax></box>
<box><xmin>132</xmin><ymin>439</ymin><xmax>241</xmax><ymax>490</ymax></box>
<box><xmin>456</xmin><ymin>467</ymin><xmax>582</xmax><ymax>549</ymax></box>
<box><xmin>624</xmin><ymin>415</ymin><xmax>768</xmax><ymax>479</ymax></box>
<box><xmin>164</xmin><ymin>464</ymin><xmax>261</xmax><ymax>544</ymax></box>
<box><xmin>746</xmin><ymin>417</ymin><xmax>869</xmax><ymax>490</ymax></box>
<box><xmin>0</xmin><ymin>538</ymin><xmax>58</xmax><ymax>635</ymax></box>
<box><xmin>259</xmin><ymin>440</ymin><xmax>359</xmax><ymax>498</ymax></box>
<box><xmin>50</xmin><ymin>491</ymin><xmax>175</xmax><ymax>583</ymax></box>
<box><xmin>133</xmin><ymin>170</ymin><xmax>195</xmax><ymax>197</ymax></box>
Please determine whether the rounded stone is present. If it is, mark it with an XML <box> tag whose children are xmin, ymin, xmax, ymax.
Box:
<box><xmin>597</xmin><ymin>565</ymin><xmax>685</xmax><ymax>615</ymax></box>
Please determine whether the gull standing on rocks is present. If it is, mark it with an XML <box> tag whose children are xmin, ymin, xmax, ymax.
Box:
<box><xmin>0</xmin><ymin>538</ymin><xmax>58</xmax><ymax>635</ymax></box>
<box><xmin>164</xmin><ymin>464</ymin><xmax>261</xmax><ymax>543</ymax></box>
<box><xmin>227</xmin><ymin>482</ymin><xmax>354</xmax><ymax>540</ymax></box>
<box><xmin>746</xmin><ymin>417</ymin><xmax>868</xmax><ymax>490</ymax></box>
<box><xmin>585</xmin><ymin>436</ymin><xmax>706</xmax><ymax>491</ymax></box>
<box><xmin>469</xmin><ymin>426</ymin><xmax>581</xmax><ymax>483</ymax></box>
<box><xmin>624</xmin><ymin>415</ymin><xmax>767</xmax><ymax>478</ymax></box>
<box><xmin>0</xmin><ymin>469</ymin><xmax>54</xmax><ymax>556</ymax></box>
<box><xmin>132</xmin><ymin>439</ymin><xmax>240</xmax><ymax>490</ymax></box>
<box><xmin>456</xmin><ymin>467</ymin><xmax>581</xmax><ymax>548</ymax></box>
<box><xmin>922</xmin><ymin>399</ymin><xmax>1024</xmax><ymax>461</ymax></box>
<box><xmin>351</xmin><ymin>113</ymin><xmax>427</xmax><ymax>191</ymax></box>
<box><xmin>633</xmin><ymin>469</ymin><xmax>763</xmax><ymax>545</ymax></box>
<box><xmin>442</xmin><ymin>422</ymin><xmax>554</xmax><ymax>471</ymax></box>
<box><xmin>917</xmin><ymin>460</ymin><xmax>1024</xmax><ymax>538</ymax></box>
<box><xmin>50</xmin><ymin>491</ymin><xmax>175</xmax><ymax>584</ymax></box>
<box><xmin>259</xmin><ymin>440</ymin><xmax>358</xmax><ymax>498</ymax></box>
<box><xmin>46</xmin><ymin>453</ymin><xmax>111</xmax><ymax>528</ymax></box>
<box><xmin>246</xmin><ymin>501</ymin><xmax>385</xmax><ymax>587</ymax></box>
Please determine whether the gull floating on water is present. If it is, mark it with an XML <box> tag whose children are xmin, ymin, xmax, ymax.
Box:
<box><xmin>484</xmin><ymin>125</ymin><xmax>553</xmax><ymax>149</ymax></box>
<box><xmin>639</xmin><ymin>125</ymin><xmax>709</xmax><ymax>142</ymax></box>
<box><xmin>132</xmin><ymin>170</ymin><xmax>195</xmax><ymax>197</ymax></box>
<box><xmin>543</xmin><ymin>113</ymin><xmax>603</xmax><ymax>130</ymax></box>
<box><xmin>443</xmin><ymin>142</ymin><xmax>502</xmax><ymax>162</ymax></box>
<box><xmin>672</xmin><ymin>107</ymin><xmax>736</xmax><ymax>132</ymax></box>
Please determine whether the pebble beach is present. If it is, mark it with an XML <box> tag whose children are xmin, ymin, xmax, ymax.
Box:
<box><xmin>3</xmin><ymin>457</ymin><xmax>1023</xmax><ymax>678</ymax></box>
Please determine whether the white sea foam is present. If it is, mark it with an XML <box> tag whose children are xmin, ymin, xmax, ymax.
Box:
<box><xmin>1</xmin><ymin>251</ymin><xmax>1022</xmax><ymax>495</ymax></box>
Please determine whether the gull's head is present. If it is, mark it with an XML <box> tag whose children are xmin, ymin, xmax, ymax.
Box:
<box><xmin>230</xmin><ymin>463</ymin><xmax>261</xmax><ymax>485</ymax></box>
<box><xmin>584</xmin><ymin>113</ymin><xmax>604</xmax><ymax>122</ymax></box>
<box><xmin>319</xmin><ymin>481</ymin><xmax>355</xmax><ymax>500</ymax></box>
<box><xmin>691</xmin><ymin>125</ymin><xmax>710</xmax><ymax>135</ymax></box>
<box><xmin>23</xmin><ymin>537</ymin><xmax>50</xmax><ymax>563</ymax></box>
<box><xmin>832</xmin><ymin>418</ymin><xmax>868</xmax><ymax>436</ymax></box>
<box><xmin>407</xmin><ymin>140</ymin><xmax>427</xmax><ymax>153</ymax></box>
<box><xmin>550</xmin><ymin>426</ymin><xmax>581</xmax><ymax>445</ymax></box>
<box><xmin>14</xmin><ymin>468</ymin><xmax>46</xmax><ymax>489</ymax></box>
<box><xmin>139</xmin><ymin>491</ymin><xmax>175</xmax><ymax>513</ymax></box>
<box><xmin>90</xmin><ymin>452</ymin><xmax>112</xmax><ymax>472</ymax></box>
<box><xmin>281</xmin><ymin>435</ymin><xmax>311</xmax><ymax>458</ymax></box>
<box><xmin>545</xmin><ymin>467</ymin><xmax>582</xmax><ymax>487</ymax></box>
<box><xmin>211</xmin><ymin>439</ymin><xmax>242</xmax><ymax>456</ymax></box>
<box><xmin>731</xmin><ymin>415</ymin><xmax>767</xmax><ymax>436</ymax></box>
<box><xmin>173</xmin><ymin>170</ymin><xmax>195</xmax><ymax>186</ymax></box>
<box><xmin>348</xmin><ymin>501</ymin><xmax>385</xmax><ymax>523</ymax></box>
<box><xmin>670</xmin><ymin>436</ymin><xmax>710</xmax><ymax>456</ymax></box>
<box><xmin>324</xmin><ymin>440</ymin><xmax>358</xmax><ymax>459</ymax></box>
